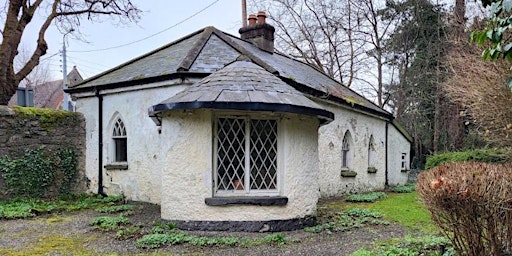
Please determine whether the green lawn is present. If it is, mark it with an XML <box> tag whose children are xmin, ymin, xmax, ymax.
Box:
<box><xmin>320</xmin><ymin>191</ymin><xmax>439</xmax><ymax>234</ymax></box>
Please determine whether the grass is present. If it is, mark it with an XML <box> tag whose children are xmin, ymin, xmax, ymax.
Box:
<box><xmin>320</xmin><ymin>191</ymin><xmax>437</xmax><ymax>234</ymax></box>
<box><xmin>0</xmin><ymin>194</ymin><xmax>124</xmax><ymax>219</ymax></box>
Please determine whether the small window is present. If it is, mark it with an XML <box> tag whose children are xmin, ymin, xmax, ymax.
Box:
<box><xmin>368</xmin><ymin>135</ymin><xmax>376</xmax><ymax>167</ymax></box>
<box><xmin>342</xmin><ymin>131</ymin><xmax>351</xmax><ymax>168</ymax></box>
<box><xmin>214</xmin><ymin>116</ymin><xmax>278</xmax><ymax>196</ymax></box>
<box><xmin>112</xmin><ymin>118</ymin><xmax>127</xmax><ymax>162</ymax></box>
<box><xmin>401</xmin><ymin>153</ymin><xmax>408</xmax><ymax>170</ymax></box>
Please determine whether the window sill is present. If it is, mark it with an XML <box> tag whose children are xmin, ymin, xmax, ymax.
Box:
<box><xmin>104</xmin><ymin>163</ymin><xmax>128</xmax><ymax>170</ymax></box>
<box><xmin>401</xmin><ymin>169</ymin><xmax>410</xmax><ymax>173</ymax></box>
<box><xmin>340</xmin><ymin>168</ymin><xmax>357</xmax><ymax>177</ymax></box>
<box><xmin>205</xmin><ymin>196</ymin><xmax>288</xmax><ymax>206</ymax></box>
<box><xmin>367</xmin><ymin>167</ymin><xmax>378</xmax><ymax>174</ymax></box>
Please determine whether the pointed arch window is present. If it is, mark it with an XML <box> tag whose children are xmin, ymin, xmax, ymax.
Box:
<box><xmin>112</xmin><ymin>118</ymin><xmax>127</xmax><ymax>162</ymax></box>
<box><xmin>368</xmin><ymin>135</ymin><xmax>376</xmax><ymax>167</ymax></box>
<box><xmin>342</xmin><ymin>131</ymin><xmax>350</xmax><ymax>168</ymax></box>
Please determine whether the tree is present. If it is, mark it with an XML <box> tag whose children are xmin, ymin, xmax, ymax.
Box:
<box><xmin>0</xmin><ymin>0</ymin><xmax>141</xmax><ymax>105</ymax></box>
<box><xmin>249</xmin><ymin>0</ymin><xmax>398</xmax><ymax>106</ymax></box>
<box><xmin>383</xmin><ymin>0</ymin><xmax>454</xmax><ymax>164</ymax></box>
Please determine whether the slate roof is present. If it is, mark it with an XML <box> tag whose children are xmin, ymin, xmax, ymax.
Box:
<box><xmin>149</xmin><ymin>59</ymin><xmax>334</xmax><ymax>124</ymax></box>
<box><xmin>67</xmin><ymin>26</ymin><xmax>391</xmax><ymax>119</ymax></box>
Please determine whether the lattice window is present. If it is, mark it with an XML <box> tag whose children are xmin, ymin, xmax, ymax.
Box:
<box><xmin>342</xmin><ymin>131</ymin><xmax>350</xmax><ymax>168</ymax></box>
<box><xmin>112</xmin><ymin>118</ymin><xmax>127</xmax><ymax>162</ymax></box>
<box><xmin>215</xmin><ymin>117</ymin><xmax>278</xmax><ymax>195</ymax></box>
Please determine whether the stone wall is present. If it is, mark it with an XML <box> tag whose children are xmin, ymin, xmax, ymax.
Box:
<box><xmin>0</xmin><ymin>105</ymin><xmax>87</xmax><ymax>199</ymax></box>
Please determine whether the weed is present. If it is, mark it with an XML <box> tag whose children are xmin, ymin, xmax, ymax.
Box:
<box><xmin>305</xmin><ymin>208</ymin><xmax>388</xmax><ymax>233</ymax></box>
<box><xmin>135</xmin><ymin>231</ymin><xmax>290</xmax><ymax>249</ymax></box>
<box><xmin>351</xmin><ymin>235</ymin><xmax>455</xmax><ymax>256</ymax></box>
<box><xmin>390</xmin><ymin>183</ymin><xmax>416</xmax><ymax>193</ymax></box>
<box><xmin>346</xmin><ymin>192</ymin><xmax>387</xmax><ymax>203</ymax></box>
<box><xmin>115</xmin><ymin>225</ymin><xmax>143</xmax><ymax>240</ymax></box>
<box><xmin>90</xmin><ymin>216</ymin><xmax>130</xmax><ymax>231</ymax></box>
<box><xmin>96</xmin><ymin>204</ymin><xmax>134</xmax><ymax>213</ymax></box>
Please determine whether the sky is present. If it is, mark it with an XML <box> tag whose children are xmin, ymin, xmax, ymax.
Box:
<box><xmin>21</xmin><ymin>0</ymin><xmax>255</xmax><ymax>81</ymax></box>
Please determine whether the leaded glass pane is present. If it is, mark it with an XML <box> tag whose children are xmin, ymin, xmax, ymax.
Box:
<box><xmin>216</xmin><ymin>118</ymin><xmax>246</xmax><ymax>191</ymax></box>
<box><xmin>250</xmin><ymin>119</ymin><xmax>277</xmax><ymax>190</ymax></box>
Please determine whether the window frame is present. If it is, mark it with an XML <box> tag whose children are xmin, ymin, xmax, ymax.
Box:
<box><xmin>213</xmin><ymin>115</ymin><xmax>280</xmax><ymax>197</ymax></box>
<box><xmin>111</xmin><ymin>117</ymin><xmax>127</xmax><ymax>163</ymax></box>
<box><xmin>341</xmin><ymin>131</ymin><xmax>351</xmax><ymax>169</ymax></box>
<box><xmin>401</xmin><ymin>152</ymin><xmax>408</xmax><ymax>170</ymax></box>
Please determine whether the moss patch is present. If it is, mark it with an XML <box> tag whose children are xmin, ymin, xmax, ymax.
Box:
<box><xmin>13</xmin><ymin>106</ymin><xmax>78</xmax><ymax>129</ymax></box>
<box><xmin>0</xmin><ymin>234</ymin><xmax>97</xmax><ymax>256</ymax></box>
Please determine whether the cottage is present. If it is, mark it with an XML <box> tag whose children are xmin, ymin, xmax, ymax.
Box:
<box><xmin>67</xmin><ymin>12</ymin><xmax>411</xmax><ymax>231</ymax></box>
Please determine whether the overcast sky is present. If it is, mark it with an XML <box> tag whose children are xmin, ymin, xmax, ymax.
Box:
<box><xmin>23</xmin><ymin>0</ymin><xmax>255</xmax><ymax>81</ymax></box>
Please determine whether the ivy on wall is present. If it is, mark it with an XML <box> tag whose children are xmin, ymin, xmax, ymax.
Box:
<box><xmin>0</xmin><ymin>147</ymin><xmax>78</xmax><ymax>198</ymax></box>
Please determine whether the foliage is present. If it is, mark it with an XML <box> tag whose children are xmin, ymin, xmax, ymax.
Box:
<box><xmin>425</xmin><ymin>148</ymin><xmax>509</xmax><ymax>169</ymax></box>
<box><xmin>345</xmin><ymin>192</ymin><xmax>386</xmax><ymax>203</ymax></box>
<box><xmin>471</xmin><ymin>0</ymin><xmax>512</xmax><ymax>61</ymax></box>
<box><xmin>115</xmin><ymin>225</ymin><xmax>143</xmax><ymax>240</ymax></box>
<box><xmin>96</xmin><ymin>204</ymin><xmax>134</xmax><ymax>213</ymax></box>
<box><xmin>389</xmin><ymin>183</ymin><xmax>416</xmax><ymax>193</ymax></box>
<box><xmin>135</xmin><ymin>231</ymin><xmax>289</xmax><ymax>249</ymax></box>
<box><xmin>351</xmin><ymin>235</ymin><xmax>455</xmax><ymax>256</ymax></box>
<box><xmin>417</xmin><ymin>162</ymin><xmax>512</xmax><ymax>255</ymax></box>
<box><xmin>0</xmin><ymin>194</ymin><xmax>123</xmax><ymax>219</ymax></box>
<box><xmin>90</xmin><ymin>216</ymin><xmax>130</xmax><ymax>231</ymax></box>
<box><xmin>0</xmin><ymin>146</ymin><xmax>79</xmax><ymax>197</ymax></box>
<box><xmin>304</xmin><ymin>208</ymin><xmax>388</xmax><ymax>233</ymax></box>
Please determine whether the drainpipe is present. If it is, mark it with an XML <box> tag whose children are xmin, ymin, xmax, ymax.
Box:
<box><xmin>96</xmin><ymin>89</ymin><xmax>107</xmax><ymax>197</ymax></box>
<box><xmin>385</xmin><ymin>122</ymin><xmax>389</xmax><ymax>188</ymax></box>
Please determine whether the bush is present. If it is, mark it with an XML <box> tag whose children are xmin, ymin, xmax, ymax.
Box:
<box><xmin>417</xmin><ymin>162</ymin><xmax>512</xmax><ymax>255</ymax></box>
<box><xmin>425</xmin><ymin>148</ymin><xmax>509</xmax><ymax>169</ymax></box>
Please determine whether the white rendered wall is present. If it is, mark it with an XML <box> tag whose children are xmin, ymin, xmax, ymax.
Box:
<box><xmin>387</xmin><ymin>124</ymin><xmax>411</xmax><ymax>186</ymax></box>
<box><xmin>316</xmin><ymin>101</ymin><xmax>388</xmax><ymax>197</ymax></box>
<box><xmin>74</xmin><ymin>83</ymin><xmax>188</xmax><ymax>204</ymax></box>
<box><xmin>160</xmin><ymin>110</ymin><xmax>321</xmax><ymax>221</ymax></box>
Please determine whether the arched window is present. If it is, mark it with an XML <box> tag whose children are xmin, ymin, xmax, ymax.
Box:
<box><xmin>112</xmin><ymin>117</ymin><xmax>127</xmax><ymax>162</ymax></box>
<box><xmin>342</xmin><ymin>131</ymin><xmax>351</xmax><ymax>168</ymax></box>
<box><xmin>368</xmin><ymin>135</ymin><xmax>376</xmax><ymax>168</ymax></box>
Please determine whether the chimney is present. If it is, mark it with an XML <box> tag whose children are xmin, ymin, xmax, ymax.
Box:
<box><xmin>239</xmin><ymin>11</ymin><xmax>275</xmax><ymax>53</ymax></box>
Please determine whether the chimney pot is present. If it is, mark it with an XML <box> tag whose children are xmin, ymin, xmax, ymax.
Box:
<box><xmin>257</xmin><ymin>11</ymin><xmax>266</xmax><ymax>24</ymax></box>
<box><xmin>248</xmin><ymin>14</ymin><xmax>257</xmax><ymax>26</ymax></box>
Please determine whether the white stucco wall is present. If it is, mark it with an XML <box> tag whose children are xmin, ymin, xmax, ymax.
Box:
<box><xmin>316</xmin><ymin>101</ymin><xmax>388</xmax><ymax>197</ymax></box>
<box><xmin>74</xmin><ymin>81</ymin><xmax>189</xmax><ymax>204</ymax></box>
<box><xmin>160</xmin><ymin>110</ymin><xmax>320</xmax><ymax>221</ymax></box>
<box><xmin>387</xmin><ymin>124</ymin><xmax>411</xmax><ymax>186</ymax></box>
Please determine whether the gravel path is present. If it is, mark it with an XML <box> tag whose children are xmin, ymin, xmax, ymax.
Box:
<box><xmin>0</xmin><ymin>202</ymin><xmax>407</xmax><ymax>255</ymax></box>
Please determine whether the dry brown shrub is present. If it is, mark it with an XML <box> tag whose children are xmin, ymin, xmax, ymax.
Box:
<box><xmin>417</xmin><ymin>162</ymin><xmax>512</xmax><ymax>255</ymax></box>
<box><xmin>443</xmin><ymin>39</ymin><xmax>512</xmax><ymax>146</ymax></box>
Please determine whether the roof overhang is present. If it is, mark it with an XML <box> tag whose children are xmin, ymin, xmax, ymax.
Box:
<box><xmin>148</xmin><ymin>101</ymin><xmax>334</xmax><ymax>126</ymax></box>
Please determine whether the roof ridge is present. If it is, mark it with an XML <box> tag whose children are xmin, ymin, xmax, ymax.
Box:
<box><xmin>177</xmin><ymin>26</ymin><xmax>216</xmax><ymax>71</ymax></box>
<box><xmin>212</xmin><ymin>29</ymin><xmax>279</xmax><ymax>75</ymax></box>
<box><xmin>74</xmin><ymin>27</ymin><xmax>213</xmax><ymax>88</ymax></box>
